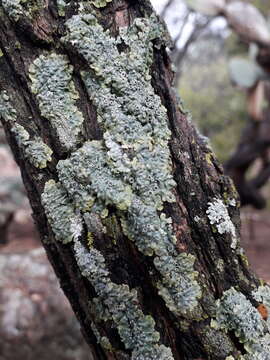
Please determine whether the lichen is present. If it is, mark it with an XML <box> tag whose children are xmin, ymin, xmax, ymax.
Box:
<box><xmin>253</xmin><ymin>285</ymin><xmax>270</xmax><ymax>309</ymax></box>
<box><xmin>56</xmin><ymin>0</ymin><xmax>67</xmax><ymax>16</ymax></box>
<box><xmin>1</xmin><ymin>0</ymin><xmax>44</xmax><ymax>21</ymax></box>
<box><xmin>212</xmin><ymin>287</ymin><xmax>265</xmax><ymax>342</ymax></box>
<box><xmin>74</xmin><ymin>240</ymin><xmax>174</xmax><ymax>359</ymax></box>
<box><xmin>212</xmin><ymin>287</ymin><xmax>270</xmax><ymax>357</ymax></box>
<box><xmin>206</xmin><ymin>198</ymin><xmax>237</xmax><ymax>248</ymax></box>
<box><xmin>200</xmin><ymin>326</ymin><xmax>234</xmax><ymax>357</ymax></box>
<box><xmin>41</xmin><ymin>180</ymin><xmax>83</xmax><ymax>244</ymax></box>
<box><xmin>11</xmin><ymin>123</ymin><xmax>52</xmax><ymax>169</ymax></box>
<box><xmin>29</xmin><ymin>53</ymin><xmax>84</xmax><ymax>150</ymax></box>
<box><xmin>1</xmin><ymin>0</ymin><xmax>23</xmax><ymax>21</ymax></box>
<box><xmin>60</xmin><ymin>13</ymin><xmax>202</xmax><ymax>317</ymax></box>
<box><xmin>91</xmin><ymin>322</ymin><xmax>113</xmax><ymax>351</ymax></box>
<box><xmin>253</xmin><ymin>285</ymin><xmax>270</xmax><ymax>328</ymax></box>
<box><xmin>0</xmin><ymin>91</ymin><xmax>17</xmax><ymax>123</ymax></box>
<box><xmin>90</xmin><ymin>0</ymin><xmax>112</xmax><ymax>8</ymax></box>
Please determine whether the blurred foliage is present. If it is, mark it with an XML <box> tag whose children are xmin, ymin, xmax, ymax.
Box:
<box><xmin>179</xmin><ymin>38</ymin><xmax>247</xmax><ymax>162</ymax></box>
<box><xmin>225</xmin><ymin>32</ymin><xmax>249</xmax><ymax>57</ymax></box>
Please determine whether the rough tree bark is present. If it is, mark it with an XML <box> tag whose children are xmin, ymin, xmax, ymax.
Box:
<box><xmin>0</xmin><ymin>1</ymin><xmax>270</xmax><ymax>359</ymax></box>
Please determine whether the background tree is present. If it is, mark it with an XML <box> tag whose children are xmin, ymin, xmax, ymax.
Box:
<box><xmin>182</xmin><ymin>0</ymin><xmax>270</xmax><ymax>209</ymax></box>
<box><xmin>1</xmin><ymin>0</ymin><xmax>270</xmax><ymax>359</ymax></box>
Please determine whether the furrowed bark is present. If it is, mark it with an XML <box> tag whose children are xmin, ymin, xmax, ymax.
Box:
<box><xmin>0</xmin><ymin>1</ymin><xmax>269</xmax><ymax>359</ymax></box>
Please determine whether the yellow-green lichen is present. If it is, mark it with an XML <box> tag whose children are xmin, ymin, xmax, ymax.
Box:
<box><xmin>90</xmin><ymin>0</ymin><xmax>112</xmax><ymax>8</ymax></box>
<box><xmin>11</xmin><ymin>123</ymin><xmax>52</xmax><ymax>169</ymax></box>
<box><xmin>90</xmin><ymin>322</ymin><xmax>113</xmax><ymax>351</ymax></box>
<box><xmin>74</xmin><ymin>240</ymin><xmax>174</xmax><ymax>359</ymax></box>
<box><xmin>87</xmin><ymin>232</ymin><xmax>94</xmax><ymax>248</ymax></box>
<box><xmin>61</xmin><ymin>13</ymin><xmax>202</xmax><ymax>317</ymax></box>
<box><xmin>41</xmin><ymin>180</ymin><xmax>83</xmax><ymax>244</ymax></box>
<box><xmin>29</xmin><ymin>53</ymin><xmax>84</xmax><ymax>150</ymax></box>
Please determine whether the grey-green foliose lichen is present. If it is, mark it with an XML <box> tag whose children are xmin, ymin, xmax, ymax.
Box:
<box><xmin>74</xmin><ymin>240</ymin><xmax>174</xmax><ymax>359</ymax></box>
<box><xmin>58</xmin><ymin>13</ymin><xmax>202</xmax><ymax>316</ymax></box>
<box><xmin>29</xmin><ymin>53</ymin><xmax>84</xmax><ymax>150</ymax></box>
<box><xmin>0</xmin><ymin>92</ymin><xmax>52</xmax><ymax>169</ymax></box>
<box><xmin>0</xmin><ymin>91</ymin><xmax>17</xmax><ymax>123</ymax></box>
<box><xmin>11</xmin><ymin>123</ymin><xmax>52</xmax><ymax>169</ymax></box>
<box><xmin>41</xmin><ymin>180</ymin><xmax>83</xmax><ymax>244</ymax></box>
<box><xmin>212</xmin><ymin>287</ymin><xmax>270</xmax><ymax>358</ymax></box>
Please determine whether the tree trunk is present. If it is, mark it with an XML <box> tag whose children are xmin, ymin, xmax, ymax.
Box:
<box><xmin>0</xmin><ymin>1</ymin><xmax>269</xmax><ymax>359</ymax></box>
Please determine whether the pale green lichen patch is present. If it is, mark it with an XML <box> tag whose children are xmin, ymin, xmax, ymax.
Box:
<box><xmin>212</xmin><ymin>287</ymin><xmax>270</xmax><ymax>357</ymax></box>
<box><xmin>206</xmin><ymin>198</ymin><xmax>237</xmax><ymax>249</ymax></box>
<box><xmin>60</xmin><ymin>13</ymin><xmax>202</xmax><ymax>316</ymax></box>
<box><xmin>212</xmin><ymin>287</ymin><xmax>265</xmax><ymax>342</ymax></box>
<box><xmin>57</xmin><ymin>141</ymin><xmax>133</xmax><ymax>211</ymax></box>
<box><xmin>90</xmin><ymin>0</ymin><xmax>112</xmax><ymax>8</ymax></box>
<box><xmin>0</xmin><ymin>91</ymin><xmax>17</xmax><ymax>123</ymax></box>
<box><xmin>29</xmin><ymin>53</ymin><xmax>84</xmax><ymax>150</ymax></box>
<box><xmin>74</xmin><ymin>240</ymin><xmax>174</xmax><ymax>359</ymax></box>
<box><xmin>41</xmin><ymin>180</ymin><xmax>83</xmax><ymax>244</ymax></box>
<box><xmin>11</xmin><ymin>123</ymin><xmax>52</xmax><ymax>169</ymax></box>
<box><xmin>56</xmin><ymin>0</ymin><xmax>67</xmax><ymax>16</ymax></box>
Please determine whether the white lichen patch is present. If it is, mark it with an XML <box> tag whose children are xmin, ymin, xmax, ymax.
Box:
<box><xmin>74</xmin><ymin>240</ymin><xmax>174</xmax><ymax>360</ymax></box>
<box><xmin>11</xmin><ymin>123</ymin><xmax>53</xmax><ymax>169</ymax></box>
<box><xmin>29</xmin><ymin>53</ymin><xmax>84</xmax><ymax>150</ymax></box>
<box><xmin>212</xmin><ymin>287</ymin><xmax>265</xmax><ymax>342</ymax></box>
<box><xmin>0</xmin><ymin>91</ymin><xmax>17</xmax><ymax>123</ymax></box>
<box><xmin>41</xmin><ymin>180</ymin><xmax>83</xmax><ymax>244</ymax></box>
<box><xmin>90</xmin><ymin>0</ymin><xmax>112</xmax><ymax>8</ymax></box>
<box><xmin>206</xmin><ymin>198</ymin><xmax>237</xmax><ymax>248</ymax></box>
<box><xmin>60</xmin><ymin>13</ymin><xmax>202</xmax><ymax>316</ymax></box>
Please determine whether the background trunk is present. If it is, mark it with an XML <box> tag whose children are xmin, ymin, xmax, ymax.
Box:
<box><xmin>0</xmin><ymin>1</ymin><xmax>268</xmax><ymax>359</ymax></box>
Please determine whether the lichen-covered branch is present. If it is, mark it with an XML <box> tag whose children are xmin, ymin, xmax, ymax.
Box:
<box><xmin>0</xmin><ymin>0</ymin><xmax>269</xmax><ymax>359</ymax></box>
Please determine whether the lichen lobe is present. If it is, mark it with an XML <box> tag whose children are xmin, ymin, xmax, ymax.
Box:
<box><xmin>29</xmin><ymin>53</ymin><xmax>84</xmax><ymax>150</ymax></box>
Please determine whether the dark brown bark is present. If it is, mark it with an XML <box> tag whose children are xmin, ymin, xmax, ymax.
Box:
<box><xmin>0</xmin><ymin>1</ymin><xmax>268</xmax><ymax>359</ymax></box>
